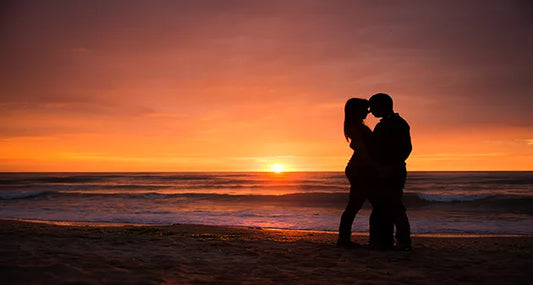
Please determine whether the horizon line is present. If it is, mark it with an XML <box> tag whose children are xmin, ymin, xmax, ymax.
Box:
<box><xmin>1</xmin><ymin>170</ymin><xmax>532</xmax><ymax>173</ymax></box>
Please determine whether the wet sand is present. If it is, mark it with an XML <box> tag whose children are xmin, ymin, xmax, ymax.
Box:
<box><xmin>1</xmin><ymin>219</ymin><xmax>531</xmax><ymax>284</ymax></box>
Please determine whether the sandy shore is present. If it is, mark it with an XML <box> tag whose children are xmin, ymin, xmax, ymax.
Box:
<box><xmin>1</xmin><ymin>219</ymin><xmax>531</xmax><ymax>284</ymax></box>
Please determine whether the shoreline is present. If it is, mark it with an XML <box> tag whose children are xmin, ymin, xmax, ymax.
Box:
<box><xmin>3</xmin><ymin>218</ymin><xmax>530</xmax><ymax>238</ymax></box>
<box><xmin>1</xmin><ymin>218</ymin><xmax>532</xmax><ymax>284</ymax></box>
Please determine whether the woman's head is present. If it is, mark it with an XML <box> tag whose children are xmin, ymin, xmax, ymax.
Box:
<box><xmin>345</xmin><ymin>98</ymin><xmax>369</xmax><ymax>121</ymax></box>
<box><xmin>344</xmin><ymin>98</ymin><xmax>369</xmax><ymax>141</ymax></box>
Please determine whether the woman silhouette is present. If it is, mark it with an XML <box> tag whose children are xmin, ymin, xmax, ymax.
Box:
<box><xmin>337</xmin><ymin>98</ymin><xmax>378</xmax><ymax>248</ymax></box>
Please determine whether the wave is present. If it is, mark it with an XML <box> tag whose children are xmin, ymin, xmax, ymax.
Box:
<box><xmin>0</xmin><ymin>191</ymin><xmax>55</xmax><ymax>200</ymax></box>
<box><xmin>2</xmin><ymin>190</ymin><xmax>531</xmax><ymax>206</ymax></box>
<box><xmin>0</xmin><ymin>180</ymin><xmax>345</xmax><ymax>193</ymax></box>
<box><xmin>0</xmin><ymin>175</ymin><xmax>116</xmax><ymax>185</ymax></box>
<box><xmin>414</xmin><ymin>192</ymin><xmax>495</xmax><ymax>202</ymax></box>
<box><xmin>0</xmin><ymin>173</ymin><xmax>319</xmax><ymax>185</ymax></box>
<box><xmin>2</xmin><ymin>191</ymin><xmax>532</xmax><ymax>219</ymax></box>
<box><xmin>0</xmin><ymin>173</ymin><xmax>226</xmax><ymax>186</ymax></box>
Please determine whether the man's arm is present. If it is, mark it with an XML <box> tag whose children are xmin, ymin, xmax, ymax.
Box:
<box><xmin>390</xmin><ymin>119</ymin><xmax>412</xmax><ymax>164</ymax></box>
<box><xmin>399</xmin><ymin>127</ymin><xmax>412</xmax><ymax>162</ymax></box>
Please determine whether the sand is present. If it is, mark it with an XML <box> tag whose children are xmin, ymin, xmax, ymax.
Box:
<box><xmin>1</xmin><ymin>219</ymin><xmax>532</xmax><ymax>284</ymax></box>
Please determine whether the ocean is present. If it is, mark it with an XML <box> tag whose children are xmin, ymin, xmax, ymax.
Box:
<box><xmin>0</xmin><ymin>171</ymin><xmax>531</xmax><ymax>235</ymax></box>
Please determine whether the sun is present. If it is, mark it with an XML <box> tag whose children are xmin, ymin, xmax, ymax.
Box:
<box><xmin>270</xmin><ymin>163</ymin><xmax>285</xmax><ymax>173</ymax></box>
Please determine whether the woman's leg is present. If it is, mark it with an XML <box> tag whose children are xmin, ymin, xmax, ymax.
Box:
<box><xmin>338</xmin><ymin>166</ymin><xmax>366</xmax><ymax>243</ymax></box>
<box><xmin>338</xmin><ymin>190</ymin><xmax>366</xmax><ymax>242</ymax></box>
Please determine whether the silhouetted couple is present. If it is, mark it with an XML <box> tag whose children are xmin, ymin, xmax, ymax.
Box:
<box><xmin>338</xmin><ymin>93</ymin><xmax>412</xmax><ymax>251</ymax></box>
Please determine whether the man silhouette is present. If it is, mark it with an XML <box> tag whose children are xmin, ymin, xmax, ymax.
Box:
<box><xmin>369</xmin><ymin>93</ymin><xmax>412</xmax><ymax>251</ymax></box>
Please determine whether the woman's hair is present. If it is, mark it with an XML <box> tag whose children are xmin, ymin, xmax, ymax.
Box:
<box><xmin>344</xmin><ymin>98</ymin><xmax>369</xmax><ymax>141</ymax></box>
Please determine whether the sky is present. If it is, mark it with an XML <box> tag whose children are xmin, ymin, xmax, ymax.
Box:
<box><xmin>1</xmin><ymin>0</ymin><xmax>532</xmax><ymax>172</ymax></box>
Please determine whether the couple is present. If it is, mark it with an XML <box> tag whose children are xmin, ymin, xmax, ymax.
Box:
<box><xmin>338</xmin><ymin>93</ymin><xmax>412</xmax><ymax>251</ymax></box>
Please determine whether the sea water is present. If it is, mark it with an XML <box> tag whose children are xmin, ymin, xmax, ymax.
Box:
<box><xmin>0</xmin><ymin>172</ymin><xmax>531</xmax><ymax>235</ymax></box>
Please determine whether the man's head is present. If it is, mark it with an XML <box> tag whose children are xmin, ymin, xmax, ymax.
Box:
<box><xmin>369</xmin><ymin>93</ymin><xmax>393</xmax><ymax>118</ymax></box>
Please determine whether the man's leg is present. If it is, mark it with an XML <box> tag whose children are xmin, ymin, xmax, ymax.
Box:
<box><xmin>368</xmin><ymin>181</ymin><xmax>394</xmax><ymax>250</ymax></box>
<box><xmin>369</xmin><ymin>207</ymin><xmax>394</xmax><ymax>249</ymax></box>
<box><xmin>391</xmin><ymin>199</ymin><xmax>411</xmax><ymax>247</ymax></box>
<box><xmin>388</xmin><ymin>166</ymin><xmax>411</xmax><ymax>248</ymax></box>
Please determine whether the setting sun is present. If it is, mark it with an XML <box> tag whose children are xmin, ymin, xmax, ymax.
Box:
<box><xmin>270</xmin><ymin>164</ymin><xmax>285</xmax><ymax>173</ymax></box>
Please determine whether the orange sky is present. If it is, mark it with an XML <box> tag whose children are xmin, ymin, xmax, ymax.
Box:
<box><xmin>1</xmin><ymin>0</ymin><xmax>532</xmax><ymax>171</ymax></box>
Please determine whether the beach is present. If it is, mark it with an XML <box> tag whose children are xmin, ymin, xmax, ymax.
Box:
<box><xmin>1</xmin><ymin>219</ymin><xmax>531</xmax><ymax>284</ymax></box>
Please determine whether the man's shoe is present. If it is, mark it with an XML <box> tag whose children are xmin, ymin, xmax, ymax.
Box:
<box><xmin>337</xmin><ymin>240</ymin><xmax>362</xmax><ymax>249</ymax></box>
<box><xmin>370</xmin><ymin>243</ymin><xmax>394</xmax><ymax>251</ymax></box>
